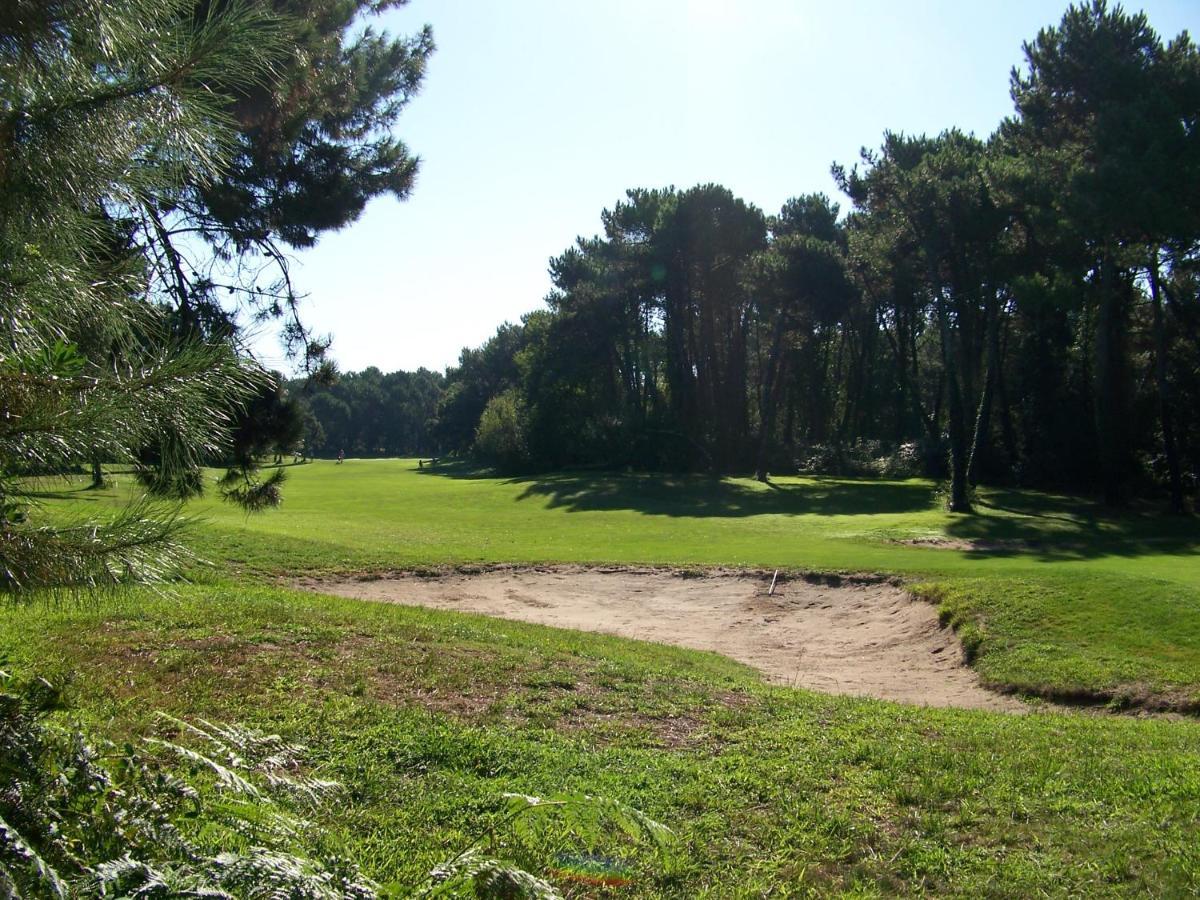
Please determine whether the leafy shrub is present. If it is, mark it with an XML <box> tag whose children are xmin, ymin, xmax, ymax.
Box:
<box><xmin>797</xmin><ymin>439</ymin><xmax>941</xmax><ymax>478</ymax></box>
<box><xmin>474</xmin><ymin>389</ymin><xmax>532</xmax><ymax>473</ymax></box>
<box><xmin>875</xmin><ymin>441</ymin><xmax>928</xmax><ymax>478</ymax></box>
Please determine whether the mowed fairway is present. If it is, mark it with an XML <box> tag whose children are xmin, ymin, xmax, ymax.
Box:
<box><xmin>6</xmin><ymin>458</ymin><xmax>1200</xmax><ymax>896</ymax></box>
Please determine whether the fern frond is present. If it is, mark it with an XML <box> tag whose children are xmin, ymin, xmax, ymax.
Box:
<box><xmin>206</xmin><ymin>848</ymin><xmax>376</xmax><ymax>899</ymax></box>
<box><xmin>0</xmin><ymin>812</ymin><xmax>69</xmax><ymax>899</ymax></box>
<box><xmin>426</xmin><ymin>848</ymin><xmax>562</xmax><ymax>900</ymax></box>
<box><xmin>143</xmin><ymin>738</ymin><xmax>263</xmax><ymax>799</ymax></box>
<box><xmin>90</xmin><ymin>855</ymin><xmax>178</xmax><ymax>898</ymax></box>
<box><xmin>158</xmin><ymin>714</ymin><xmax>341</xmax><ymax>806</ymax></box>
<box><xmin>260</xmin><ymin>770</ymin><xmax>341</xmax><ymax>806</ymax></box>
<box><xmin>201</xmin><ymin>797</ymin><xmax>308</xmax><ymax>843</ymax></box>
<box><xmin>501</xmin><ymin>792</ymin><xmax>676</xmax><ymax>855</ymax></box>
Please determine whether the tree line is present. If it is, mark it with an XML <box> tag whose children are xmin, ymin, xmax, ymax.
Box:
<box><xmin>319</xmin><ymin>1</ymin><xmax>1191</xmax><ymax>514</ymax></box>
<box><xmin>288</xmin><ymin>367</ymin><xmax>445</xmax><ymax>458</ymax></box>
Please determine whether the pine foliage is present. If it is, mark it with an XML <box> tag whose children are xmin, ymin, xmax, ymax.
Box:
<box><xmin>0</xmin><ymin>0</ymin><xmax>296</xmax><ymax>594</ymax></box>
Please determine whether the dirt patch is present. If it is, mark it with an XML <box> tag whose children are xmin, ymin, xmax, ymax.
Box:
<box><xmin>892</xmin><ymin>537</ymin><xmax>1028</xmax><ymax>552</ymax></box>
<box><xmin>295</xmin><ymin>567</ymin><xmax>1026</xmax><ymax>713</ymax></box>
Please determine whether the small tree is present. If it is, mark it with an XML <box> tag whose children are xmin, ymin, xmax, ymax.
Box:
<box><xmin>475</xmin><ymin>389</ymin><xmax>532</xmax><ymax>473</ymax></box>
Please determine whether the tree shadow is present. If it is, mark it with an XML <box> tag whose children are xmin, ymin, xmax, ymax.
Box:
<box><xmin>256</xmin><ymin>459</ymin><xmax>313</xmax><ymax>470</ymax></box>
<box><xmin>417</xmin><ymin>463</ymin><xmax>1200</xmax><ymax>558</ymax></box>
<box><xmin>518</xmin><ymin>473</ymin><xmax>938</xmax><ymax>517</ymax></box>
<box><xmin>411</xmin><ymin>458</ymin><xmax>496</xmax><ymax>480</ymax></box>
<box><xmin>18</xmin><ymin>481</ymin><xmax>101</xmax><ymax>501</ymax></box>
<box><xmin>945</xmin><ymin>488</ymin><xmax>1200</xmax><ymax>561</ymax></box>
<box><xmin>425</xmin><ymin>464</ymin><xmax>935</xmax><ymax>518</ymax></box>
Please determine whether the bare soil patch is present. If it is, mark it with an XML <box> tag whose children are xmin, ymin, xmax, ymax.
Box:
<box><xmin>892</xmin><ymin>537</ymin><xmax>1028</xmax><ymax>552</ymax></box>
<box><xmin>296</xmin><ymin>567</ymin><xmax>1025</xmax><ymax>712</ymax></box>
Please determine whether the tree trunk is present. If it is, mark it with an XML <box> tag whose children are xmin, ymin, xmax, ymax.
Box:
<box><xmin>1094</xmin><ymin>256</ymin><xmax>1132</xmax><ymax>507</ymax></box>
<box><xmin>885</xmin><ymin>308</ymin><xmax>936</xmax><ymax>443</ymax></box>
<box><xmin>782</xmin><ymin>358</ymin><xmax>796</xmax><ymax>456</ymax></box>
<box><xmin>994</xmin><ymin>311</ymin><xmax>1020</xmax><ymax>474</ymax></box>
<box><xmin>1159</xmin><ymin>277</ymin><xmax>1200</xmax><ymax>353</ymax></box>
<box><xmin>936</xmin><ymin>291</ymin><xmax>971</xmax><ymax>513</ymax></box>
<box><xmin>755</xmin><ymin>315</ymin><xmax>787</xmax><ymax>482</ymax></box>
<box><xmin>1149</xmin><ymin>254</ymin><xmax>1185</xmax><ymax>514</ymax></box>
<box><xmin>966</xmin><ymin>294</ymin><xmax>1000</xmax><ymax>486</ymax></box>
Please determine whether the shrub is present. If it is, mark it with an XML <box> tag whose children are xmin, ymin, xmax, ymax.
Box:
<box><xmin>796</xmin><ymin>439</ymin><xmax>939</xmax><ymax>478</ymax></box>
<box><xmin>474</xmin><ymin>389</ymin><xmax>532</xmax><ymax>473</ymax></box>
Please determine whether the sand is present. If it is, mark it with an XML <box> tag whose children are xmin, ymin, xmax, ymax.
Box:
<box><xmin>296</xmin><ymin>567</ymin><xmax>1026</xmax><ymax>712</ymax></box>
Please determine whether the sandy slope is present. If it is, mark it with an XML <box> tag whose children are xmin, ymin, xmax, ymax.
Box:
<box><xmin>297</xmin><ymin>567</ymin><xmax>1025</xmax><ymax>712</ymax></box>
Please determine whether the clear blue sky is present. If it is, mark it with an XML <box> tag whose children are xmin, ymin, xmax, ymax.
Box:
<box><xmin>252</xmin><ymin>0</ymin><xmax>1197</xmax><ymax>375</ymax></box>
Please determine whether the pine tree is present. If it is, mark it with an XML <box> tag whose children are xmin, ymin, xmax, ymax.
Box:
<box><xmin>0</xmin><ymin>0</ymin><xmax>288</xmax><ymax>593</ymax></box>
<box><xmin>147</xmin><ymin>0</ymin><xmax>434</xmax><ymax>369</ymax></box>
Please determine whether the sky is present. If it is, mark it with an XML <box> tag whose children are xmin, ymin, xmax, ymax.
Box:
<box><xmin>250</xmin><ymin>0</ymin><xmax>1197</xmax><ymax>376</ymax></box>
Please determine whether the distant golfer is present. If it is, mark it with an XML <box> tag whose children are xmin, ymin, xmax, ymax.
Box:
<box><xmin>337</xmin><ymin>449</ymin><xmax>345</xmax><ymax>464</ymax></box>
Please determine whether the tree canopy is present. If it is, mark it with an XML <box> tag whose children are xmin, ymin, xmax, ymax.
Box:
<box><xmin>140</xmin><ymin>0</ymin><xmax>434</xmax><ymax>370</ymax></box>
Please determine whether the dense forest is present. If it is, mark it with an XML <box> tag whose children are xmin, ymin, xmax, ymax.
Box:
<box><xmin>289</xmin><ymin>367</ymin><xmax>444</xmax><ymax>458</ymax></box>
<box><xmin>296</xmin><ymin>3</ymin><xmax>1199</xmax><ymax>513</ymax></box>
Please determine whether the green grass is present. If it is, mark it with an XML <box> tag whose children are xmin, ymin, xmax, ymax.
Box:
<box><xmin>7</xmin><ymin>458</ymin><xmax>1200</xmax><ymax>895</ymax></box>
<box><xmin>38</xmin><ymin>458</ymin><xmax>1200</xmax><ymax>709</ymax></box>
<box><xmin>1</xmin><ymin>585</ymin><xmax>1197</xmax><ymax>897</ymax></box>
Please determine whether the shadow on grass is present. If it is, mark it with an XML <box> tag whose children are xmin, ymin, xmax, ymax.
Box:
<box><xmin>411</xmin><ymin>459</ymin><xmax>497</xmax><ymax>480</ymax></box>
<box><xmin>17</xmin><ymin>480</ymin><xmax>102</xmax><ymax>501</ymax></box>
<box><xmin>946</xmin><ymin>487</ymin><xmax>1200</xmax><ymax>561</ymax></box>
<box><xmin>26</xmin><ymin>490</ymin><xmax>103</xmax><ymax>501</ymax></box>
<box><xmin>419</xmin><ymin>462</ymin><xmax>1200</xmax><ymax>558</ymax></box>
<box><xmin>419</xmin><ymin>461</ymin><xmax>935</xmax><ymax>518</ymax></box>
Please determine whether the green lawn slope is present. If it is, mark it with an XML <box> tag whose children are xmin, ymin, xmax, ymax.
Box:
<box><xmin>1</xmin><ymin>585</ymin><xmax>1197</xmax><ymax>897</ymax></box>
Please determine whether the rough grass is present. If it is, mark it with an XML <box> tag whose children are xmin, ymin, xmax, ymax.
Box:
<box><xmin>1</xmin><ymin>585</ymin><xmax>1198</xmax><ymax>897</ymax></box>
<box><xmin>35</xmin><ymin>458</ymin><xmax>1200</xmax><ymax>710</ymax></box>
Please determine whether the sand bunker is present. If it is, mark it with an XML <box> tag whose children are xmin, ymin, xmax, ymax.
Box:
<box><xmin>297</xmin><ymin>567</ymin><xmax>1024</xmax><ymax>712</ymax></box>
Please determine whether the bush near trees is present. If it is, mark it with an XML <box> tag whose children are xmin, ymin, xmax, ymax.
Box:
<box><xmin>474</xmin><ymin>389</ymin><xmax>532</xmax><ymax>473</ymax></box>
